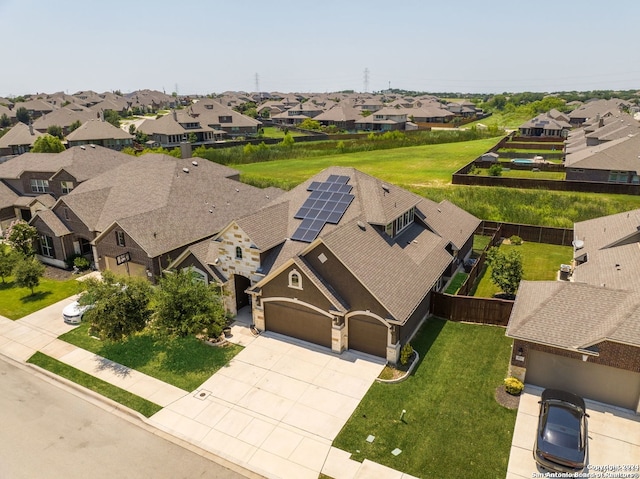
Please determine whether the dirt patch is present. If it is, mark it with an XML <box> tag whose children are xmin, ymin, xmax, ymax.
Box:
<box><xmin>495</xmin><ymin>385</ymin><xmax>521</xmax><ymax>410</ymax></box>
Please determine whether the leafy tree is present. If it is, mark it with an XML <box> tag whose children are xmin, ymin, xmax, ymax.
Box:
<box><xmin>188</xmin><ymin>132</ymin><xmax>198</xmax><ymax>143</ymax></box>
<box><xmin>488</xmin><ymin>164</ymin><xmax>503</xmax><ymax>176</ymax></box>
<box><xmin>154</xmin><ymin>268</ymin><xmax>227</xmax><ymax>339</ymax></box>
<box><xmin>32</xmin><ymin>134</ymin><xmax>65</xmax><ymax>153</ymax></box>
<box><xmin>279</xmin><ymin>133</ymin><xmax>295</xmax><ymax>147</ymax></box>
<box><xmin>128</xmin><ymin>124</ymin><xmax>136</xmax><ymax>135</ymax></box>
<box><xmin>14</xmin><ymin>257</ymin><xmax>45</xmax><ymax>295</ymax></box>
<box><xmin>299</xmin><ymin>118</ymin><xmax>321</xmax><ymax>130</ymax></box>
<box><xmin>134</xmin><ymin>130</ymin><xmax>148</xmax><ymax>144</ymax></box>
<box><xmin>46</xmin><ymin>125</ymin><xmax>63</xmax><ymax>139</ymax></box>
<box><xmin>68</xmin><ymin>120</ymin><xmax>82</xmax><ymax>132</ymax></box>
<box><xmin>486</xmin><ymin>247</ymin><xmax>523</xmax><ymax>297</ymax></box>
<box><xmin>0</xmin><ymin>113</ymin><xmax>10</xmax><ymax>128</ymax></box>
<box><xmin>104</xmin><ymin>109</ymin><xmax>121</xmax><ymax>128</ymax></box>
<box><xmin>15</xmin><ymin>106</ymin><xmax>30</xmax><ymax>124</ymax></box>
<box><xmin>5</xmin><ymin>220</ymin><xmax>38</xmax><ymax>256</ymax></box>
<box><xmin>0</xmin><ymin>247</ymin><xmax>19</xmax><ymax>283</ymax></box>
<box><xmin>80</xmin><ymin>270</ymin><xmax>153</xmax><ymax>341</ymax></box>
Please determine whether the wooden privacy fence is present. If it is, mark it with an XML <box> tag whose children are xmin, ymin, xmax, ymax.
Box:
<box><xmin>430</xmin><ymin>292</ymin><xmax>513</xmax><ymax>326</ymax></box>
<box><xmin>478</xmin><ymin>221</ymin><xmax>574</xmax><ymax>246</ymax></box>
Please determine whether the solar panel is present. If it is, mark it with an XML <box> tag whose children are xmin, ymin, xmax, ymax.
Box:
<box><xmin>291</xmin><ymin>176</ymin><xmax>354</xmax><ymax>242</ymax></box>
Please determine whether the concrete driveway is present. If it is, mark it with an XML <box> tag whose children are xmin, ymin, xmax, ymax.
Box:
<box><xmin>507</xmin><ymin>385</ymin><xmax>640</xmax><ymax>478</ymax></box>
<box><xmin>149</xmin><ymin>331</ymin><xmax>385</xmax><ymax>479</ymax></box>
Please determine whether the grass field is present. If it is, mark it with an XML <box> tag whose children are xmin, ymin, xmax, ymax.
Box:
<box><xmin>260</xmin><ymin>126</ymin><xmax>309</xmax><ymax>138</ymax></box>
<box><xmin>463</xmin><ymin>110</ymin><xmax>533</xmax><ymax>130</ymax></box>
<box><xmin>473</xmin><ymin>169</ymin><xmax>565</xmax><ymax>180</ymax></box>
<box><xmin>59</xmin><ymin>323</ymin><xmax>242</xmax><ymax>391</ymax></box>
<box><xmin>0</xmin><ymin>276</ymin><xmax>82</xmax><ymax>320</ymax></box>
<box><xmin>236</xmin><ymin>137</ymin><xmax>502</xmax><ymax>188</ymax></box>
<box><xmin>472</xmin><ymin>241</ymin><xmax>573</xmax><ymax>297</ymax></box>
<box><xmin>332</xmin><ymin>318</ymin><xmax>516</xmax><ymax>478</ymax></box>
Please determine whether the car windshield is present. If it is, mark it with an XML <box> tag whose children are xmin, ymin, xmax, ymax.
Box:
<box><xmin>541</xmin><ymin>403</ymin><xmax>581</xmax><ymax>449</ymax></box>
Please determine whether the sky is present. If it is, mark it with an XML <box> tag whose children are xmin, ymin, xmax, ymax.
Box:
<box><xmin>1</xmin><ymin>0</ymin><xmax>639</xmax><ymax>97</ymax></box>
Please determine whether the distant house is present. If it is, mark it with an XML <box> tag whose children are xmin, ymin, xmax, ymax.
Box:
<box><xmin>32</xmin><ymin>107</ymin><xmax>96</xmax><ymax>136</ymax></box>
<box><xmin>313</xmin><ymin>104</ymin><xmax>361</xmax><ymax>131</ymax></box>
<box><xmin>170</xmin><ymin>167</ymin><xmax>480</xmax><ymax>362</ymax></box>
<box><xmin>0</xmin><ymin>122</ymin><xmax>44</xmax><ymax>156</ymax></box>
<box><xmin>564</xmin><ymin>133</ymin><xmax>640</xmax><ymax>183</ymax></box>
<box><xmin>355</xmin><ymin>107</ymin><xmax>407</xmax><ymax>132</ymax></box>
<box><xmin>66</xmin><ymin>119</ymin><xmax>134</xmax><ymax>150</ymax></box>
<box><xmin>518</xmin><ymin>113</ymin><xmax>571</xmax><ymax>139</ymax></box>
<box><xmin>137</xmin><ymin>109</ymin><xmax>227</xmax><ymax>148</ymax></box>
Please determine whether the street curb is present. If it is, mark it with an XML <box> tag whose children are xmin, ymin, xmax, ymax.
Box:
<box><xmin>2</xmin><ymin>353</ymin><xmax>265</xmax><ymax>479</ymax></box>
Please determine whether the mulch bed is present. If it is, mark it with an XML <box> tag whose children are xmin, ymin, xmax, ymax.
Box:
<box><xmin>495</xmin><ymin>385</ymin><xmax>521</xmax><ymax>410</ymax></box>
<box><xmin>43</xmin><ymin>265</ymin><xmax>75</xmax><ymax>280</ymax></box>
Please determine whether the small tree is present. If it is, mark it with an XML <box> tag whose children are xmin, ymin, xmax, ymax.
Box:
<box><xmin>128</xmin><ymin>124</ymin><xmax>136</xmax><ymax>135</ymax></box>
<box><xmin>0</xmin><ymin>247</ymin><xmax>19</xmax><ymax>283</ymax></box>
<box><xmin>80</xmin><ymin>270</ymin><xmax>153</xmax><ymax>341</ymax></box>
<box><xmin>32</xmin><ymin>134</ymin><xmax>65</xmax><ymax>153</ymax></box>
<box><xmin>104</xmin><ymin>110</ymin><xmax>121</xmax><ymax>128</ymax></box>
<box><xmin>46</xmin><ymin>125</ymin><xmax>64</xmax><ymax>139</ymax></box>
<box><xmin>5</xmin><ymin>220</ymin><xmax>38</xmax><ymax>256</ymax></box>
<box><xmin>0</xmin><ymin>113</ymin><xmax>10</xmax><ymax>128</ymax></box>
<box><xmin>68</xmin><ymin>120</ymin><xmax>82</xmax><ymax>132</ymax></box>
<box><xmin>486</xmin><ymin>247</ymin><xmax>523</xmax><ymax>297</ymax></box>
<box><xmin>154</xmin><ymin>268</ymin><xmax>227</xmax><ymax>339</ymax></box>
<box><xmin>298</xmin><ymin>118</ymin><xmax>321</xmax><ymax>130</ymax></box>
<box><xmin>488</xmin><ymin>164</ymin><xmax>503</xmax><ymax>176</ymax></box>
<box><xmin>15</xmin><ymin>106</ymin><xmax>30</xmax><ymax>124</ymax></box>
<box><xmin>279</xmin><ymin>133</ymin><xmax>295</xmax><ymax>147</ymax></box>
<box><xmin>14</xmin><ymin>257</ymin><xmax>45</xmax><ymax>295</ymax></box>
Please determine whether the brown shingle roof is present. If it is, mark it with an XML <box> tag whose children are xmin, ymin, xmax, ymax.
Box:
<box><xmin>0</xmin><ymin>122</ymin><xmax>44</xmax><ymax>149</ymax></box>
<box><xmin>506</xmin><ymin>281</ymin><xmax>640</xmax><ymax>349</ymax></box>
<box><xmin>32</xmin><ymin>208</ymin><xmax>71</xmax><ymax>237</ymax></box>
<box><xmin>66</xmin><ymin>119</ymin><xmax>133</xmax><ymax>141</ymax></box>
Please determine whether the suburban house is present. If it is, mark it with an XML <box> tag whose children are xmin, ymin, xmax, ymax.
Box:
<box><xmin>65</xmin><ymin>119</ymin><xmax>134</xmax><ymax>150</ymax></box>
<box><xmin>31</xmin><ymin>153</ymin><xmax>282</xmax><ymax>275</ymax></box>
<box><xmin>567</xmin><ymin>98</ymin><xmax>630</xmax><ymax>126</ymax></box>
<box><xmin>564</xmin><ymin>110</ymin><xmax>640</xmax><ymax>156</ymax></box>
<box><xmin>0</xmin><ymin>122</ymin><xmax>44</xmax><ymax>157</ymax></box>
<box><xmin>313</xmin><ymin>104</ymin><xmax>362</xmax><ymax>131</ymax></box>
<box><xmin>517</xmin><ymin>113</ymin><xmax>571</xmax><ymax>138</ymax></box>
<box><xmin>32</xmin><ymin>107</ymin><xmax>96</xmax><ymax>136</ymax></box>
<box><xmin>189</xmin><ymin>100</ymin><xmax>262</xmax><ymax>137</ymax></box>
<box><xmin>137</xmin><ymin>109</ymin><xmax>227</xmax><ymax>148</ymax></box>
<box><xmin>564</xmin><ymin>132</ymin><xmax>640</xmax><ymax>183</ymax></box>
<box><xmin>506</xmin><ymin>209</ymin><xmax>640</xmax><ymax>412</ymax></box>
<box><xmin>169</xmin><ymin>167</ymin><xmax>480</xmax><ymax>362</ymax></box>
<box><xmin>355</xmin><ymin>107</ymin><xmax>407</xmax><ymax>132</ymax></box>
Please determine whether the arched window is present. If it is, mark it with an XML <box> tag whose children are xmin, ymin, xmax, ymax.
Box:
<box><xmin>235</xmin><ymin>246</ymin><xmax>243</xmax><ymax>260</ymax></box>
<box><xmin>288</xmin><ymin>269</ymin><xmax>302</xmax><ymax>290</ymax></box>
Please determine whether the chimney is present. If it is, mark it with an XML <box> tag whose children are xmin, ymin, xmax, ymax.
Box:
<box><xmin>29</xmin><ymin>122</ymin><xmax>34</xmax><ymax>135</ymax></box>
<box><xmin>172</xmin><ymin>109</ymin><xmax>177</xmax><ymax>121</ymax></box>
<box><xmin>180</xmin><ymin>141</ymin><xmax>192</xmax><ymax>159</ymax></box>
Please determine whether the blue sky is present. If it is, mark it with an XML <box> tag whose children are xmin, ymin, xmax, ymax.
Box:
<box><xmin>1</xmin><ymin>0</ymin><xmax>639</xmax><ymax>96</ymax></box>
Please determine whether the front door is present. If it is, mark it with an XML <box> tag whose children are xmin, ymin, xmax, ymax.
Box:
<box><xmin>234</xmin><ymin>274</ymin><xmax>251</xmax><ymax>310</ymax></box>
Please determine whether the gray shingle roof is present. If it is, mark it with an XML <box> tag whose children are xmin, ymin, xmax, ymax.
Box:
<box><xmin>564</xmin><ymin>133</ymin><xmax>640</xmax><ymax>171</ymax></box>
<box><xmin>66</xmin><ymin>119</ymin><xmax>133</xmax><ymax>141</ymax></box>
<box><xmin>32</xmin><ymin>208</ymin><xmax>71</xmax><ymax>237</ymax></box>
<box><xmin>506</xmin><ymin>281</ymin><xmax>640</xmax><ymax>349</ymax></box>
<box><xmin>0</xmin><ymin>122</ymin><xmax>44</xmax><ymax>148</ymax></box>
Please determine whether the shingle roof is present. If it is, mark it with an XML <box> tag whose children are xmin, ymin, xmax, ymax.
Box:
<box><xmin>66</xmin><ymin>119</ymin><xmax>134</xmax><ymax>141</ymax></box>
<box><xmin>0</xmin><ymin>122</ymin><xmax>44</xmax><ymax>148</ymax></box>
<box><xmin>32</xmin><ymin>208</ymin><xmax>71</xmax><ymax>237</ymax></box>
<box><xmin>506</xmin><ymin>281</ymin><xmax>640</xmax><ymax>349</ymax></box>
<box><xmin>69</xmin><ymin>154</ymin><xmax>282</xmax><ymax>257</ymax></box>
<box><xmin>32</xmin><ymin>107</ymin><xmax>95</xmax><ymax>130</ymax></box>
<box><xmin>564</xmin><ymin>133</ymin><xmax>640</xmax><ymax>171</ymax></box>
<box><xmin>0</xmin><ymin>181</ymin><xmax>18</xmax><ymax>209</ymax></box>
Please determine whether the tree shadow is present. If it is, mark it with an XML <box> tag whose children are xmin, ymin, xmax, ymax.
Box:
<box><xmin>410</xmin><ymin>317</ymin><xmax>447</xmax><ymax>371</ymax></box>
<box><xmin>97</xmin><ymin>334</ymin><xmax>158</xmax><ymax>371</ymax></box>
<box><xmin>0</xmin><ymin>281</ymin><xmax>16</xmax><ymax>291</ymax></box>
<box><xmin>20</xmin><ymin>290</ymin><xmax>52</xmax><ymax>303</ymax></box>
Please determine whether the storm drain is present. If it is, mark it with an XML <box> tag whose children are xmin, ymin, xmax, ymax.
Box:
<box><xmin>194</xmin><ymin>389</ymin><xmax>212</xmax><ymax>400</ymax></box>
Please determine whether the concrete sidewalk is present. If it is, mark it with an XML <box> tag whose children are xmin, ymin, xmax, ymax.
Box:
<box><xmin>0</xmin><ymin>299</ymin><xmax>419</xmax><ymax>479</ymax></box>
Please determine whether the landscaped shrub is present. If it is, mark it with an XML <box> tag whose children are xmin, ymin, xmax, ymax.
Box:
<box><xmin>509</xmin><ymin>235</ymin><xmax>523</xmax><ymax>245</ymax></box>
<box><xmin>488</xmin><ymin>164</ymin><xmax>503</xmax><ymax>176</ymax></box>
<box><xmin>504</xmin><ymin>376</ymin><xmax>524</xmax><ymax>395</ymax></box>
<box><xmin>400</xmin><ymin>342</ymin><xmax>414</xmax><ymax>366</ymax></box>
<box><xmin>73</xmin><ymin>256</ymin><xmax>91</xmax><ymax>271</ymax></box>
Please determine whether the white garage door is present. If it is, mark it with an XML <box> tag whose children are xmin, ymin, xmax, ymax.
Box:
<box><xmin>526</xmin><ymin>350</ymin><xmax>640</xmax><ymax>411</ymax></box>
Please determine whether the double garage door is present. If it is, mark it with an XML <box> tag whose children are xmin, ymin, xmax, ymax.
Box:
<box><xmin>526</xmin><ymin>350</ymin><xmax>640</xmax><ymax>411</ymax></box>
<box><xmin>264</xmin><ymin>302</ymin><xmax>388</xmax><ymax>358</ymax></box>
<box><xmin>104</xmin><ymin>256</ymin><xmax>147</xmax><ymax>278</ymax></box>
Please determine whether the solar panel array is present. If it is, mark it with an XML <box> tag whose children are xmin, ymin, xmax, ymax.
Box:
<box><xmin>291</xmin><ymin>175</ymin><xmax>354</xmax><ymax>242</ymax></box>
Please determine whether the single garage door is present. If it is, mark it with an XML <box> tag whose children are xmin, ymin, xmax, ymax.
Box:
<box><xmin>264</xmin><ymin>302</ymin><xmax>332</xmax><ymax>349</ymax></box>
<box><xmin>526</xmin><ymin>350</ymin><xmax>640</xmax><ymax>411</ymax></box>
<box><xmin>105</xmin><ymin>256</ymin><xmax>147</xmax><ymax>278</ymax></box>
<box><xmin>348</xmin><ymin>316</ymin><xmax>387</xmax><ymax>358</ymax></box>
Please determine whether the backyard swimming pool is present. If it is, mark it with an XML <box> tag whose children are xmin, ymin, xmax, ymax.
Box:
<box><xmin>511</xmin><ymin>158</ymin><xmax>536</xmax><ymax>164</ymax></box>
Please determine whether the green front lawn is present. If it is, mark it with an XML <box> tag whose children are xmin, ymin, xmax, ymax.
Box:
<box><xmin>28</xmin><ymin>352</ymin><xmax>162</xmax><ymax>417</ymax></box>
<box><xmin>0</xmin><ymin>276</ymin><xmax>82</xmax><ymax>320</ymax></box>
<box><xmin>333</xmin><ymin>319</ymin><xmax>516</xmax><ymax>479</ymax></box>
<box><xmin>444</xmin><ymin>272</ymin><xmax>468</xmax><ymax>294</ymax></box>
<box><xmin>59</xmin><ymin>323</ymin><xmax>242</xmax><ymax>391</ymax></box>
<box><xmin>236</xmin><ymin>137</ymin><xmax>501</xmax><ymax>188</ymax></box>
<box><xmin>473</xmin><ymin>241</ymin><xmax>573</xmax><ymax>298</ymax></box>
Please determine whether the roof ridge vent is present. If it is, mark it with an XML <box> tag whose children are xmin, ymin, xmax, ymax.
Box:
<box><xmin>182</xmin><ymin>167</ymin><xmax>189</xmax><ymax>173</ymax></box>
<box><xmin>191</xmin><ymin>160</ymin><xmax>198</xmax><ymax>166</ymax></box>
<box><xmin>357</xmin><ymin>221</ymin><xmax>366</xmax><ymax>230</ymax></box>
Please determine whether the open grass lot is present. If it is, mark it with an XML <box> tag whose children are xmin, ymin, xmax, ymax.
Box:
<box><xmin>473</xmin><ymin>241</ymin><xmax>573</xmax><ymax>298</ymax></box>
<box><xmin>0</xmin><ymin>276</ymin><xmax>82</xmax><ymax>320</ymax></box>
<box><xmin>236</xmin><ymin>137</ymin><xmax>502</xmax><ymax>188</ymax></box>
<box><xmin>59</xmin><ymin>323</ymin><xmax>242</xmax><ymax>391</ymax></box>
<box><xmin>333</xmin><ymin>318</ymin><xmax>516</xmax><ymax>479</ymax></box>
<box><xmin>260</xmin><ymin>126</ymin><xmax>309</xmax><ymax>138</ymax></box>
<box><xmin>28</xmin><ymin>352</ymin><xmax>162</xmax><ymax>417</ymax></box>
<box><xmin>462</xmin><ymin>110</ymin><xmax>533</xmax><ymax>130</ymax></box>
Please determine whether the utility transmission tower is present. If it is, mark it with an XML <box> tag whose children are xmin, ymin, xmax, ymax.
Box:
<box><xmin>363</xmin><ymin>68</ymin><xmax>370</xmax><ymax>93</ymax></box>
<box><xmin>255</xmin><ymin>73</ymin><xmax>260</xmax><ymax>93</ymax></box>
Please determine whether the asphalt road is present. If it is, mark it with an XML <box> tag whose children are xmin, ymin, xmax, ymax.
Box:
<box><xmin>0</xmin><ymin>356</ymin><xmax>255</xmax><ymax>479</ymax></box>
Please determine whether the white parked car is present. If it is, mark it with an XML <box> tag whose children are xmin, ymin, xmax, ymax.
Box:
<box><xmin>62</xmin><ymin>301</ymin><xmax>91</xmax><ymax>325</ymax></box>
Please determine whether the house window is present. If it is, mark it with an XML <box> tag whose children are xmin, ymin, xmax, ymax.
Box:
<box><xmin>30</xmin><ymin>179</ymin><xmax>49</xmax><ymax>193</ymax></box>
<box><xmin>64</xmin><ymin>208</ymin><xmax>70</xmax><ymax>220</ymax></box>
<box><xmin>40</xmin><ymin>235</ymin><xmax>54</xmax><ymax>257</ymax></box>
<box><xmin>219</xmin><ymin>116</ymin><xmax>232</xmax><ymax>123</ymax></box>
<box><xmin>61</xmin><ymin>181</ymin><xmax>74</xmax><ymax>194</ymax></box>
<box><xmin>288</xmin><ymin>270</ymin><xmax>302</xmax><ymax>290</ymax></box>
<box><xmin>115</xmin><ymin>230</ymin><xmax>126</xmax><ymax>247</ymax></box>
<box><xmin>235</xmin><ymin>246</ymin><xmax>243</xmax><ymax>260</ymax></box>
<box><xmin>385</xmin><ymin>223</ymin><xmax>393</xmax><ymax>237</ymax></box>
<box><xmin>609</xmin><ymin>171</ymin><xmax>629</xmax><ymax>183</ymax></box>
